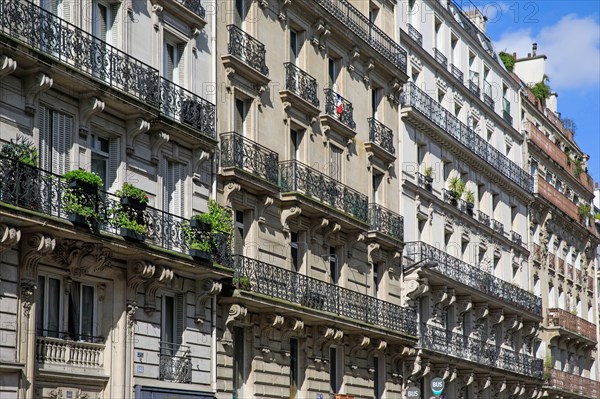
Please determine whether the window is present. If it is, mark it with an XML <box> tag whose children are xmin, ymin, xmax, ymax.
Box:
<box><xmin>161</xmin><ymin>294</ymin><xmax>184</xmax><ymax>347</ymax></box>
<box><xmin>39</xmin><ymin>105</ymin><xmax>73</xmax><ymax>175</ymax></box>
<box><xmin>290</xmin><ymin>338</ymin><xmax>299</xmax><ymax>399</ymax></box>
<box><xmin>434</xmin><ymin>18</ymin><xmax>442</xmax><ymax>48</ymax></box>
<box><xmin>329</xmin><ymin>246</ymin><xmax>338</xmax><ymax>284</ymax></box>
<box><xmin>234</xmin><ymin>0</ymin><xmax>249</xmax><ymax>28</ymax></box>
<box><xmin>329</xmin><ymin>145</ymin><xmax>343</xmax><ymax>181</ymax></box>
<box><xmin>234</xmin><ymin>210</ymin><xmax>246</xmax><ymax>256</ymax></box>
<box><xmin>233</xmin><ymin>326</ymin><xmax>246</xmax><ymax>399</ymax></box>
<box><xmin>290</xmin><ymin>129</ymin><xmax>302</xmax><ymax>161</ymax></box>
<box><xmin>372</xmin><ymin>262</ymin><xmax>381</xmax><ymax>297</ymax></box>
<box><xmin>374</xmin><ymin>356</ymin><xmax>383</xmax><ymax>399</ymax></box>
<box><xmin>290</xmin><ymin>29</ymin><xmax>301</xmax><ymax>64</ymax></box>
<box><xmin>291</xmin><ymin>231</ymin><xmax>299</xmax><ymax>271</ymax></box>
<box><xmin>372</xmin><ymin>173</ymin><xmax>383</xmax><ymax>204</ymax></box>
<box><xmin>450</xmin><ymin>35</ymin><xmax>458</xmax><ymax>65</ymax></box>
<box><xmin>328</xmin><ymin>57</ymin><xmax>340</xmax><ymax>90</ymax></box>
<box><xmin>164</xmin><ymin>38</ymin><xmax>185</xmax><ymax>86</ymax></box>
<box><xmin>371</xmin><ymin>88</ymin><xmax>381</xmax><ymax>118</ymax></box>
<box><xmin>417</xmin><ymin>144</ymin><xmax>426</xmax><ymax>173</ymax></box>
<box><xmin>234</xmin><ymin>98</ymin><xmax>248</xmax><ymax>136</ymax></box>
<box><xmin>329</xmin><ymin>346</ymin><xmax>341</xmax><ymax>394</ymax></box>
<box><xmin>90</xmin><ymin>134</ymin><xmax>120</xmax><ymax>192</ymax></box>
<box><xmin>36</xmin><ymin>275</ymin><xmax>96</xmax><ymax>341</ymax></box>
<box><xmin>164</xmin><ymin>161</ymin><xmax>186</xmax><ymax>217</ymax></box>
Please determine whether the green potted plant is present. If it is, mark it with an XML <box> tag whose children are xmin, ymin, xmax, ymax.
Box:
<box><xmin>115</xmin><ymin>183</ymin><xmax>149</xmax><ymax>210</ymax></box>
<box><xmin>233</xmin><ymin>275</ymin><xmax>251</xmax><ymax>290</ymax></box>
<box><xmin>578</xmin><ymin>203</ymin><xmax>591</xmax><ymax>219</ymax></box>
<box><xmin>63</xmin><ymin>170</ymin><xmax>103</xmax><ymax>227</ymax></box>
<box><xmin>0</xmin><ymin>134</ymin><xmax>38</xmax><ymax>166</ymax></box>
<box><xmin>114</xmin><ymin>211</ymin><xmax>147</xmax><ymax>242</ymax></box>
<box><xmin>463</xmin><ymin>189</ymin><xmax>475</xmax><ymax>216</ymax></box>
<box><xmin>184</xmin><ymin>214</ymin><xmax>212</xmax><ymax>261</ymax></box>
<box><xmin>447</xmin><ymin>176</ymin><xmax>464</xmax><ymax>206</ymax></box>
<box><xmin>423</xmin><ymin>166</ymin><xmax>434</xmax><ymax>191</ymax></box>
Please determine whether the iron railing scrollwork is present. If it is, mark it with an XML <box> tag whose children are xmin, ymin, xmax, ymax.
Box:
<box><xmin>400</xmin><ymin>83</ymin><xmax>533</xmax><ymax>192</ymax></box>
<box><xmin>433</xmin><ymin>48</ymin><xmax>448</xmax><ymax>68</ymax></box>
<box><xmin>407</xmin><ymin>24</ymin><xmax>422</xmax><ymax>46</ymax></box>
<box><xmin>220</xmin><ymin>132</ymin><xmax>279</xmax><ymax>185</ymax></box>
<box><xmin>284</xmin><ymin>63</ymin><xmax>320</xmax><ymax>108</ymax></box>
<box><xmin>483</xmin><ymin>81</ymin><xmax>495</xmax><ymax>109</ymax></box>
<box><xmin>468</xmin><ymin>80</ymin><xmax>481</xmax><ymax>97</ymax></box>
<box><xmin>175</xmin><ymin>0</ymin><xmax>206</xmax><ymax>19</ymax></box>
<box><xmin>313</xmin><ymin>0</ymin><xmax>407</xmax><ymax>73</ymax></box>
<box><xmin>369</xmin><ymin>203</ymin><xmax>403</xmax><ymax>241</ymax></box>
<box><xmin>367</xmin><ymin>118</ymin><xmax>395</xmax><ymax>154</ymax></box>
<box><xmin>404</xmin><ymin>242</ymin><xmax>542</xmax><ymax>316</ymax></box>
<box><xmin>0</xmin><ymin>0</ymin><xmax>216</xmax><ymax>139</ymax></box>
<box><xmin>279</xmin><ymin>160</ymin><xmax>368</xmax><ymax>223</ymax></box>
<box><xmin>0</xmin><ymin>156</ymin><xmax>231</xmax><ymax>259</ymax></box>
<box><xmin>450</xmin><ymin>64</ymin><xmax>464</xmax><ymax>82</ymax></box>
<box><xmin>324</xmin><ymin>88</ymin><xmax>356</xmax><ymax>129</ymax></box>
<box><xmin>419</xmin><ymin>323</ymin><xmax>543</xmax><ymax>379</ymax></box>
<box><xmin>227</xmin><ymin>24</ymin><xmax>269</xmax><ymax>76</ymax></box>
<box><xmin>159</xmin><ymin>342</ymin><xmax>192</xmax><ymax>383</ymax></box>
<box><xmin>232</xmin><ymin>255</ymin><xmax>417</xmax><ymax>335</ymax></box>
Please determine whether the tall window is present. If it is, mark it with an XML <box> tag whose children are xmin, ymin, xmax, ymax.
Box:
<box><xmin>234</xmin><ymin>210</ymin><xmax>246</xmax><ymax>256</ymax></box>
<box><xmin>372</xmin><ymin>173</ymin><xmax>383</xmax><ymax>204</ymax></box>
<box><xmin>290</xmin><ymin>129</ymin><xmax>301</xmax><ymax>161</ymax></box>
<box><xmin>371</xmin><ymin>88</ymin><xmax>381</xmax><ymax>118</ymax></box>
<box><xmin>328</xmin><ymin>58</ymin><xmax>339</xmax><ymax>90</ymax></box>
<box><xmin>234</xmin><ymin>0</ymin><xmax>248</xmax><ymax>28</ymax></box>
<box><xmin>164</xmin><ymin>38</ymin><xmax>185</xmax><ymax>86</ymax></box>
<box><xmin>233</xmin><ymin>326</ymin><xmax>245</xmax><ymax>399</ymax></box>
<box><xmin>290</xmin><ymin>29</ymin><xmax>300</xmax><ymax>64</ymax></box>
<box><xmin>329</xmin><ymin>145</ymin><xmax>343</xmax><ymax>181</ymax></box>
<box><xmin>90</xmin><ymin>134</ymin><xmax>119</xmax><ymax>192</ymax></box>
<box><xmin>329</xmin><ymin>346</ymin><xmax>339</xmax><ymax>394</ymax></box>
<box><xmin>93</xmin><ymin>1</ymin><xmax>115</xmax><ymax>44</ymax></box>
<box><xmin>372</xmin><ymin>263</ymin><xmax>381</xmax><ymax>297</ymax></box>
<box><xmin>374</xmin><ymin>356</ymin><xmax>383</xmax><ymax>399</ymax></box>
<box><xmin>291</xmin><ymin>231</ymin><xmax>299</xmax><ymax>271</ymax></box>
<box><xmin>329</xmin><ymin>246</ymin><xmax>338</xmax><ymax>284</ymax></box>
<box><xmin>290</xmin><ymin>338</ymin><xmax>299</xmax><ymax>399</ymax></box>
<box><xmin>161</xmin><ymin>294</ymin><xmax>184</xmax><ymax>350</ymax></box>
<box><xmin>164</xmin><ymin>161</ymin><xmax>186</xmax><ymax>217</ymax></box>
<box><xmin>39</xmin><ymin>105</ymin><xmax>73</xmax><ymax>175</ymax></box>
<box><xmin>234</xmin><ymin>98</ymin><xmax>248</xmax><ymax>136</ymax></box>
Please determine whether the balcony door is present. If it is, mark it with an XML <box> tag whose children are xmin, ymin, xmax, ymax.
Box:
<box><xmin>92</xmin><ymin>1</ymin><xmax>116</xmax><ymax>82</ymax></box>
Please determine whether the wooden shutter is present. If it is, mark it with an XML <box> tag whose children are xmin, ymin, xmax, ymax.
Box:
<box><xmin>177</xmin><ymin>43</ymin><xmax>186</xmax><ymax>86</ymax></box>
<box><xmin>39</xmin><ymin>105</ymin><xmax>51</xmax><ymax>171</ymax></box>
<box><xmin>165</xmin><ymin>43</ymin><xmax>175</xmax><ymax>82</ymax></box>
<box><xmin>53</xmin><ymin>111</ymin><xmax>72</xmax><ymax>175</ymax></box>
<box><xmin>110</xmin><ymin>4</ymin><xmax>119</xmax><ymax>46</ymax></box>
<box><xmin>62</xmin><ymin>0</ymin><xmax>70</xmax><ymax>22</ymax></box>
<box><xmin>108</xmin><ymin>136</ymin><xmax>120</xmax><ymax>192</ymax></box>
<box><xmin>175</xmin><ymin>293</ymin><xmax>185</xmax><ymax>346</ymax></box>
<box><xmin>329</xmin><ymin>145</ymin><xmax>342</xmax><ymax>181</ymax></box>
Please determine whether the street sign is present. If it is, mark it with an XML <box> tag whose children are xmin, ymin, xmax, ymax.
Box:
<box><xmin>406</xmin><ymin>386</ymin><xmax>421</xmax><ymax>398</ymax></box>
<box><xmin>431</xmin><ymin>377</ymin><xmax>445</xmax><ymax>396</ymax></box>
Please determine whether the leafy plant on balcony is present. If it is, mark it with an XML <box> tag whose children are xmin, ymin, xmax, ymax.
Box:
<box><xmin>63</xmin><ymin>170</ymin><xmax>103</xmax><ymax>224</ymax></box>
<box><xmin>424</xmin><ymin>166</ymin><xmax>433</xmax><ymax>181</ymax></box>
<box><xmin>114</xmin><ymin>211</ymin><xmax>148</xmax><ymax>236</ymax></box>
<box><xmin>463</xmin><ymin>189</ymin><xmax>475</xmax><ymax>215</ymax></box>
<box><xmin>498</xmin><ymin>51</ymin><xmax>515</xmax><ymax>72</ymax></box>
<box><xmin>233</xmin><ymin>275</ymin><xmax>251</xmax><ymax>290</ymax></box>
<box><xmin>204</xmin><ymin>199</ymin><xmax>233</xmax><ymax>235</ymax></box>
<box><xmin>578</xmin><ymin>203</ymin><xmax>591</xmax><ymax>217</ymax></box>
<box><xmin>115</xmin><ymin>183</ymin><xmax>149</xmax><ymax>207</ymax></box>
<box><xmin>0</xmin><ymin>134</ymin><xmax>38</xmax><ymax>166</ymax></box>
<box><xmin>531</xmin><ymin>75</ymin><xmax>551</xmax><ymax>105</ymax></box>
<box><xmin>595</xmin><ymin>213</ymin><xmax>600</xmax><ymax>221</ymax></box>
<box><xmin>447</xmin><ymin>176</ymin><xmax>465</xmax><ymax>199</ymax></box>
<box><xmin>184</xmin><ymin>200</ymin><xmax>232</xmax><ymax>258</ymax></box>
<box><xmin>573</xmin><ymin>158</ymin><xmax>583</xmax><ymax>178</ymax></box>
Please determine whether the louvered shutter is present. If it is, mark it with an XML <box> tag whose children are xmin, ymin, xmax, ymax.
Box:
<box><xmin>177</xmin><ymin>43</ymin><xmax>186</xmax><ymax>86</ymax></box>
<box><xmin>96</xmin><ymin>2</ymin><xmax>108</xmax><ymax>41</ymax></box>
<box><xmin>163</xmin><ymin>161</ymin><xmax>172</xmax><ymax>213</ymax></box>
<box><xmin>62</xmin><ymin>0</ymin><xmax>70</xmax><ymax>22</ymax></box>
<box><xmin>108</xmin><ymin>136</ymin><xmax>120</xmax><ymax>192</ymax></box>
<box><xmin>177</xmin><ymin>164</ymin><xmax>186</xmax><ymax>217</ymax></box>
<box><xmin>165</xmin><ymin>43</ymin><xmax>175</xmax><ymax>82</ymax></box>
<box><xmin>110</xmin><ymin>4</ymin><xmax>119</xmax><ymax>46</ymax></box>
<box><xmin>39</xmin><ymin>105</ymin><xmax>51</xmax><ymax>171</ymax></box>
<box><xmin>54</xmin><ymin>111</ymin><xmax>72</xmax><ymax>175</ymax></box>
<box><xmin>175</xmin><ymin>293</ymin><xmax>185</xmax><ymax>346</ymax></box>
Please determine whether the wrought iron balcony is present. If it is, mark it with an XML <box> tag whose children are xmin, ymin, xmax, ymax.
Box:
<box><xmin>433</xmin><ymin>48</ymin><xmax>448</xmax><ymax>68</ymax></box>
<box><xmin>159</xmin><ymin>342</ymin><xmax>192</xmax><ymax>383</ymax></box>
<box><xmin>314</xmin><ymin>0</ymin><xmax>407</xmax><ymax>73</ymax></box>
<box><xmin>547</xmin><ymin>308</ymin><xmax>597</xmax><ymax>343</ymax></box>
<box><xmin>545</xmin><ymin>368</ymin><xmax>600</xmax><ymax>398</ymax></box>
<box><xmin>404</xmin><ymin>242</ymin><xmax>542</xmax><ymax>316</ymax></box>
<box><xmin>502</xmin><ymin>98</ymin><xmax>513</xmax><ymax>124</ymax></box>
<box><xmin>279</xmin><ymin>160</ymin><xmax>368</xmax><ymax>223</ymax></box>
<box><xmin>175</xmin><ymin>0</ymin><xmax>206</xmax><ymax>19</ymax></box>
<box><xmin>232</xmin><ymin>255</ymin><xmax>417</xmax><ymax>336</ymax></box>
<box><xmin>367</xmin><ymin>118</ymin><xmax>395</xmax><ymax>154</ymax></box>
<box><xmin>284</xmin><ymin>62</ymin><xmax>320</xmax><ymax>108</ymax></box>
<box><xmin>160</xmin><ymin>78</ymin><xmax>216</xmax><ymax>138</ymax></box>
<box><xmin>477</xmin><ymin>211</ymin><xmax>490</xmax><ymax>227</ymax></box>
<box><xmin>491</xmin><ymin>218</ymin><xmax>504</xmax><ymax>233</ymax></box>
<box><xmin>417</xmin><ymin>172</ymin><xmax>433</xmax><ymax>191</ymax></box>
<box><xmin>419</xmin><ymin>323</ymin><xmax>543</xmax><ymax>379</ymax></box>
<box><xmin>407</xmin><ymin>24</ymin><xmax>423</xmax><ymax>46</ymax></box>
<box><xmin>324</xmin><ymin>89</ymin><xmax>356</xmax><ymax>130</ymax></box>
<box><xmin>0</xmin><ymin>156</ymin><xmax>225</xmax><ymax>258</ymax></box>
<box><xmin>468</xmin><ymin>80</ymin><xmax>481</xmax><ymax>97</ymax></box>
<box><xmin>400</xmin><ymin>82</ymin><xmax>533</xmax><ymax>192</ymax></box>
<box><xmin>510</xmin><ymin>230</ymin><xmax>522</xmax><ymax>245</ymax></box>
<box><xmin>450</xmin><ymin>64</ymin><xmax>464</xmax><ymax>82</ymax></box>
<box><xmin>36</xmin><ymin>336</ymin><xmax>104</xmax><ymax>369</ymax></box>
<box><xmin>220</xmin><ymin>132</ymin><xmax>279</xmax><ymax>185</ymax></box>
<box><xmin>227</xmin><ymin>24</ymin><xmax>269</xmax><ymax>76</ymax></box>
<box><xmin>0</xmin><ymin>0</ymin><xmax>216</xmax><ymax>140</ymax></box>
<box><xmin>531</xmin><ymin>243</ymin><xmax>543</xmax><ymax>263</ymax></box>
<box><xmin>369</xmin><ymin>203</ymin><xmax>403</xmax><ymax>241</ymax></box>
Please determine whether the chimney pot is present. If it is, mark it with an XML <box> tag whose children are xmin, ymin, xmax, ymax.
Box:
<box><xmin>532</xmin><ymin>43</ymin><xmax>538</xmax><ymax>56</ymax></box>
<box><xmin>528</xmin><ymin>53</ymin><xmax>531</xmax><ymax>57</ymax></box>
<box><xmin>513</xmin><ymin>52</ymin><xmax>517</xmax><ymax>60</ymax></box>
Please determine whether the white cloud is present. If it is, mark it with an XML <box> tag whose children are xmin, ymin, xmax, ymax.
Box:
<box><xmin>493</xmin><ymin>14</ymin><xmax>600</xmax><ymax>91</ymax></box>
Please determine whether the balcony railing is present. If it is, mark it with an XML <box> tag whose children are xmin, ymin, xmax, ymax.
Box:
<box><xmin>502</xmin><ymin>98</ymin><xmax>513</xmax><ymax>124</ymax></box>
<box><xmin>483</xmin><ymin>81</ymin><xmax>495</xmax><ymax>109</ymax></box>
<box><xmin>284</xmin><ymin>62</ymin><xmax>320</xmax><ymax>108</ymax></box>
<box><xmin>433</xmin><ymin>48</ymin><xmax>448</xmax><ymax>68</ymax></box>
<box><xmin>159</xmin><ymin>342</ymin><xmax>192</xmax><ymax>383</ymax></box>
<box><xmin>510</xmin><ymin>230</ymin><xmax>522</xmax><ymax>245</ymax></box>
<box><xmin>232</xmin><ymin>255</ymin><xmax>417</xmax><ymax>335</ymax></box>
<box><xmin>324</xmin><ymin>88</ymin><xmax>356</xmax><ymax>129</ymax></box>
<box><xmin>450</xmin><ymin>64</ymin><xmax>464</xmax><ymax>82</ymax></box>
<box><xmin>369</xmin><ymin>203</ymin><xmax>403</xmax><ymax>241</ymax></box>
<box><xmin>0</xmin><ymin>156</ymin><xmax>215</xmax><ymax>257</ymax></box>
<box><xmin>401</xmin><ymin>82</ymin><xmax>533</xmax><ymax>192</ymax></box>
<box><xmin>36</xmin><ymin>336</ymin><xmax>103</xmax><ymax>368</ymax></box>
<box><xmin>175</xmin><ymin>0</ymin><xmax>206</xmax><ymax>19</ymax></box>
<box><xmin>367</xmin><ymin>117</ymin><xmax>395</xmax><ymax>154</ymax></box>
<box><xmin>468</xmin><ymin>80</ymin><xmax>481</xmax><ymax>97</ymax></box>
<box><xmin>546</xmin><ymin>368</ymin><xmax>600</xmax><ymax>397</ymax></box>
<box><xmin>227</xmin><ymin>24</ymin><xmax>269</xmax><ymax>76</ymax></box>
<box><xmin>220</xmin><ymin>132</ymin><xmax>279</xmax><ymax>185</ymax></box>
<box><xmin>314</xmin><ymin>0</ymin><xmax>407</xmax><ymax>73</ymax></box>
<box><xmin>547</xmin><ymin>308</ymin><xmax>597</xmax><ymax>342</ymax></box>
<box><xmin>0</xmin><ymin>0</ymin><xmax>216</xmax><ymax>139</ymax></box>
<box><xmin>491</xmin><ymin>218</ymin><xmax>504</xmax><ymax>233</ymax></box>
<box><xmin>279</xmin><ymin>160</ymin><xmax>368</xmax><ymax>223</ymax></box>
<box><xmin>404</xmin><ymin>242</ymin><xmax>542</xmax><ymax>316</ymax></box>
<box><xmin>477</xmin><ymin>211</ymin><xmax>490</xmax><ymax>227</ymax></box>
<box><xmin>419</xmin><ymin>323</ymin><xmax>543</xmax><ymax>379</ymax></box>
<box><xmin>407</xmin><ymin>24</ymin><xmax>422</xmax><ymax>45</ymax></box>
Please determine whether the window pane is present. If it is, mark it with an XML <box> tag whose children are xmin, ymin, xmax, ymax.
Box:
<box><xmin>329</xmin><ymin>346</ymin><xmax>337</xmax><ymax>393</ymax></box>
<box><xmin>163</xmin><ymin>296</ymin><xmax>175</xmax><ymax>347</ymax></box>
<box><xmin>81</xmin><ymin>285</ymin><xmax>95</xmax><ymax>340</ymax></box>
<box><xmin>48</xmin><ymin>278</ymin><xmax>61</xmax><ymax>337</ymax></box>
<box><xmin>68</xmin><ymin>281</ymin><xmax>80</xmax><ymax>340</ymax></box>
<box><xmin>290</xmin><ymin>338</ymin><xmax>298</xmax><ymax>399</ymax></box>
<box><xmin>36</xmin><ymin>276</ymin><xmax>45</xmax><ymax>335</ymax></box>
<box><xmin>91</xmin><ymin>157</ymin><xmax>108</xmax><ymax>191</ymax></box>
<box><xmin>233</xmin><ymin>326</ymin><xmax>245</xmax><ymax>399</ymax></box>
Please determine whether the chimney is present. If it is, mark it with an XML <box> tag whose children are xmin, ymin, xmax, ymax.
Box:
<box><xmin>532</xmin><ymin>43</ymin><xmax>538</xmax><ymax>56</ymax></box>
<box><xmin>513</xmin><ymin>52</ymin><xmax>517</xmax><ymax>60</ymax></box>
<box><xmin>466</xmin><ymin>9</ymin><xmax>487</xmax><ymax>33</ymax></box>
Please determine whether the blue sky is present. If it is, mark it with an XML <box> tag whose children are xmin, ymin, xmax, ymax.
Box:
<box><xmin>469</xmin><ymin>1</ymin><xmax>600</xmax><ymax>184</ymax></box>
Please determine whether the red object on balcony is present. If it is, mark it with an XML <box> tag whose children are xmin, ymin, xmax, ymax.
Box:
<box><xmin>546</xmin><ymin>368</ymin><xmax>600</xmax><ymax>397</ymax></box>
<box><xmin>547</xmin><ymin>308</ymin><xmax>597</xmax><ymax>342</ymax></box>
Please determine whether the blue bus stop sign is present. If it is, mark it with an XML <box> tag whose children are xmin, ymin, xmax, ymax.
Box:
<box><xmin>431</xmin><ymin>377</ymin><xmax>445</xmax><ymax>396</ymax></box>
<box><xmin>406</xmin><ymin>386</ymin><xmax>421</xmax><ymax>398</ymax></box>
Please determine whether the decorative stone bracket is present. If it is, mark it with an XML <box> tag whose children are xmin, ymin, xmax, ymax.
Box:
<box><xmin>311</xmin><ymin>19</ymin><xmax>330</xmax><ymax>52</ymax></box>
<box><xmin>312</xmin><ymin>326</ymin><xmax>343</xmax><ymax>362</ymax></box>
<box><xmin>259</xmin><ymin>313</ymin><xmax>285</xmax><ymax>355</ymax></box>
<box><xmin>52</xmin><ymin>239</ymin><xmax>112</xmax><ymax>278</ymax></box>
<box><xmin>144</xmin><ymin>266</ymin><xmax>174</xmax><ymax>314</ymax></box>
<box><xmin>0</xmin><ymin>224</ymin><xmax>21</xmax><ymax>255</ymax></box>
<box><xmin>24</xmin><ymin>72</ymin><xmax>53</xmax><ymax>114</ymax></box>
<box><xmin>79</xmin><ymin>97</ymin><xmax>105</xmax><ymax>138</ymax></box>
<box><xmin>20</xmin><ymin>233</ymin><xmax>55</xmax><ymax>317</ymax></box>
<box><xmin>220</xmin><ymin>303</ymin><xmax>249</xmax><ymax>346</ymax></box>
<box><xmin>149</xmin><ymin>131</ymin><xmax>169</xmax><ymax>165</ymax></box>
<box><xmin>126</xmin><ymin>117</ymin><xmax>151</xmax><ymax>154</ymax></box>
<box><xmin>0</xmin><ymin>55</ymin><xmax>17</xmax><ymax>79</ymax></box>
<box><xmin>194</xmin><ymin>279</ymin><xmax>222</xmax><ymax>325</ymax></box>
<box><xmin>281</xmin><ymin>207</ymin><xmax>301</xmax><ymax>237</ymax></box>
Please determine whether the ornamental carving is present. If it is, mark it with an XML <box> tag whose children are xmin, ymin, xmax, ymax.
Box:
<box><xmin>53</xmin><ymin>239</ymin><xmax>112</xmax><ymax>277</ymax></box>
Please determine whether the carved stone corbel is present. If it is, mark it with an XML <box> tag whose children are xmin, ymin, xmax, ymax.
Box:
<box><xmin>278</xmin><ymin>0</ymin><xmax>291</xmax><ymax>20</ymax></box>
<box><xmin>126</xmin><ymin>260</ymin><xmax>155</xmax><ymax>331</ymax></box>
<box><xmin>345</xmin><ymin>232</ymin><xmax>365</xmax><ymax>259</ymax></box>
<box><xmin>0</xmin><ymin>55</ymin><xmax>17</xmax><ymax>79</ymax></box>
<box><xmin>221</xmin><ymin>303</ymin><xmax>248</xmax><ymax>346</ymax></box>
<box><xmin>24</xmin><ymin>72</ymin><xmax>53</xmax><ymax>114</ymax></box>
<box><xmin>223</xmin><ymin>182</ymin><xmax>241</xmax><ymax>207</ymax></box>
<box><xmin>312</xmin><ymin>326</ymin><xmax>343</xmax><ymax>361</ymax></box>
<box><xmin>53</xmin><ymin>239</ymin><xmax>112</xmax><ymax>278</ymax></box>
<box><xmin>368</xmin><ymin>242</ymin><xmax>382</xmax><ymax>264</ymax></box>
<box><xmin>349</xmin><ymin>335</ymin><xmax>370</xmax><ymax>368</ymax></box>
<box><xmin>363</xmin><ymin>57</ymin><xmax>375</xmax><ymax>84</ymax></box>
<box><xmin>257</xmin><ymin>195</ymin><xmax>274</xmax><ymax>224</ymax></box>
<box><xmin>281</xmin><ymin>317</ymin><xmax>305</xmax><ymax>343</ymax></box>
<box><xmin>192</xmin><ymin>148</ymin><xmax>211</xmax><ymax>181</ymax></box>
<box><xmin>0</xmin><ymin>224</ymin><xmax>21</xmax><ymax>255</ymax></box>
<box><xmin>20</xmin><ymin>233</ymin><xmax>55</xmax><ymax>317</ymax></box>
<box><xmin>310</xmin><ymin>217</ymin><xmax>329</xmax><ymax>243</ymax></box>
<box><xmin>321</xmin><ymin>222</ymin><xmax>341</xmax><ymax>246</ymax></box>
<box><xmin>280</xmin><ymin>206</ymin><xmax>301</xmax><ymax>237</ymax></box>
<box><xmin>404</xmin><ymin>275</ymin><xmax>429</xmax><ymax>301</ymax></box>
<box><xmin>311</xmin><ymin>19</ymin><xmax>325</xmax><ymax>47</ymax></box>
<box><xmin>347</xmin><ymin>46</ymin><xmax>360</xmax><ymax>73</ymax></box>
<box><xmin>78</xmin><ymin>97</ymin><xmax>105</xmax><ymax>137</ymax></box>
<box><xmin>149</xmin><ymin>131</ymin><xmax>169</xmax><ymax>165</ymax></box>
<box><xmin>144</xmin><ymin>266</ymin><xmax>174</xmax><ymax>314</ymax></box>
<box><xmin>387</xmin><ymin>78</ymin><xmax>401</xmax><ymax>104</ymax></box>
<box><xmin>194</xmin><ymin>279</ymin><xmax>222</xmax><ymax>325</ymax></box>
<box><xmin>126</xmin><ymin>118</ymin><xmax>151</xmax><ymax>154</ymax></box>
<box><xmin>259</xmin><ymin>313</ymin><xmax>285</xmax><ymax>353</ymax></box>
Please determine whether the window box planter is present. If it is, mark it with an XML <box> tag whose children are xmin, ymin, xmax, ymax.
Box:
<box><xmin>189</xmin><ymin>248</ymin><xmax>211</xmax><ymax>262</ymax></box>
<box><xmin>121</xmin><ymin>196</ymin><xmax>147</xmax><ymax>211</ymax></box>
<box><xmin>68</xmin><ymin>212</ymin><xmax>89</xmax><ymax>227</ymax></box>
<box><xmin>189</xmin><ymin>218</ymin><xmax>210</xmax><ymax>231</ymax></box>
<box><xmin>465</xmin><ymin>202</ymin><xmax>474</xmax><ymax>216</ymax></box>
<box><xmin>68</xmin><ymin>178</ymin><xmax>99</xmax><ymax>194</ymax></box>
<box><xmin>120</xmin><ymin>227</ymin><xmax>145</xmax><ymax>242</ymax></box>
